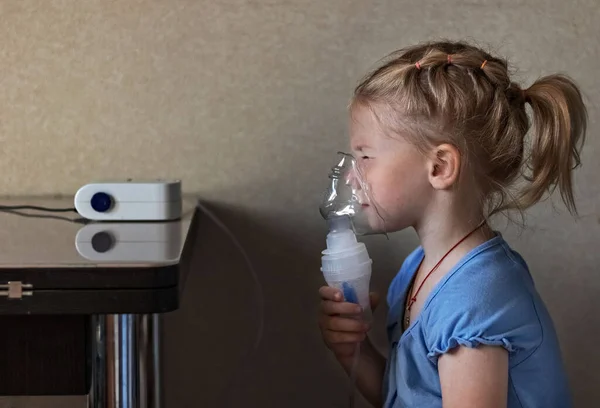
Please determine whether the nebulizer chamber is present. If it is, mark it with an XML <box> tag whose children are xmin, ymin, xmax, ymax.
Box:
<box><xmin>320</xmin><ymin>153</ymin><xmax>378</xmax><ymax>323</ymax></box>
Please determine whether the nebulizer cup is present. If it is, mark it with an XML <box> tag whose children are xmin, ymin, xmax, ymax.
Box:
<box><xmin>319</xmin><ymin>152</ymin><xmax>384</xmax><ymax>323</ymax></box>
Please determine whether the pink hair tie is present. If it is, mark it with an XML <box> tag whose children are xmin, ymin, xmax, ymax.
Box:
<box><xmin>447</xmin><ymin>54</ymin><xmax>452</xmax><ymax>64</ymax></box>
<box><xmin>415</xmin><ymin>62</ymin><xmax>422</xmax><ymax>70</ymax></box>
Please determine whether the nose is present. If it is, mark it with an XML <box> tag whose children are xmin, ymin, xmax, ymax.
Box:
<box><xmin>345</xmin><ymin>169</ymin><xmax>362</xmax><ymax>191</ymax></box>
<box><xmin>345</xmin><ymin>169</ymin><xmax>371</xmax><ymax>206</ymax></box>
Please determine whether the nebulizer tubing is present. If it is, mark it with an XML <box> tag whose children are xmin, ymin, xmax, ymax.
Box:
<box><xmin>194</xmin><ymin>201</ymin><xmax>265</xmax><ymax>407</ymax></box>
<box><xmin>320</xmin><ymin>152</ymin><xmax>386</xmax><ymax>407</ymax></box>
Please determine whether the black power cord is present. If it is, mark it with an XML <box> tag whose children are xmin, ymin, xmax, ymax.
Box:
<box><xmin>0</xmin><ymin>204</ymin><xmax>77</xmax><ymax>213</ymax></box>
<box><xmin>0</xmin><ymin>204</ymin><xmax>86</xmax><ymax>223</ymax></box>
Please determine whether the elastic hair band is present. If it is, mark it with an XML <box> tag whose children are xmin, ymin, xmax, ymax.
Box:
<box><xmin>480</xmin><ymin>60</ymin><xmax>488</xmax><ymax>69</ymax></box>
<box><xmin>415</xmin><ymin>62</ymin><xmax>422</xmax><ymax>70</ymax></box>
<box><xmin>447</xmin><ymin>54</ymin><xmax>452</xmax><ymax>64</ymax></box>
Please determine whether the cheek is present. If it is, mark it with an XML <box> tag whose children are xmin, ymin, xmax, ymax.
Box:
<box><xmin>367</xmin><ymin>161</ymin><xmax>429</xmax><ymax>215</ymax></box>
<box><xmin>363</xmin><ymin>168</ymin><xmax>400</xmax><ymax>210</ymax></box>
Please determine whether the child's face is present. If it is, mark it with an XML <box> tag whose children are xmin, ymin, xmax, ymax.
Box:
<box><xmin>349</xmin><ymin>105</ymin><xmax>432</xmax><ymax>233</ymax></box>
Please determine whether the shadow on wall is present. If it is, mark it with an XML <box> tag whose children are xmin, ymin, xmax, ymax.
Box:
<box><xmin>552</xmin><ymin>270</ymin><xmax>600</xmax><ymax>407</ymax></box>
<box><xmin>505</xmin><ymin>216</ymin><xmax>600</xmax><ymax>407</ymax></box>
<box><xmin>162</xmin><ymin>200</ymin><xmax>380</xmax><ymax>408</ymax></box>
<box><xmin>165</xmin><ymin>199</ymin><xmax>600</xmax><ymax>407</ymax></box>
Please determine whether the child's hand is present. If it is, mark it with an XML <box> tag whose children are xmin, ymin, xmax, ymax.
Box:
<box><xmin>318</xmin><ymin>286</ymin><xmax>380</xmax><ymax>359</ymax></box>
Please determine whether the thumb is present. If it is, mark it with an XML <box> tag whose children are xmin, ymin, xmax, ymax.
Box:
<box><xmin>369</xmin><ymin>292</ymin><xmax>381</xmax><ymax>311</ymax></box>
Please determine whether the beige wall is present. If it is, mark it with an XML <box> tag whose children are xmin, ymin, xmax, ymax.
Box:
<box><xmin>1</xmin><ymin>1</ymin><xmax>598</xmax><ymax>407</ymax></box>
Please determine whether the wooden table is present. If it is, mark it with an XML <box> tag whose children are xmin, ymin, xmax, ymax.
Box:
<box><xmin>0</xmin><ymin>197</ymin><xmax>200</xmax><ymax>408</ymax></box>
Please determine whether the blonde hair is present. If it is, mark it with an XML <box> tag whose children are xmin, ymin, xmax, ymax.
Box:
<box><xmin>352</xmin><ymin>41</ymin><xmax>588</xmax><ymax>216</ymax></box>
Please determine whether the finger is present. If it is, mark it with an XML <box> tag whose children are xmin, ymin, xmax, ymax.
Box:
<box><xmin>321</xmin><ymin>300</ymin><xmax>363</xmax><ymax>316</ymax></box>
<box><xmin>325</xmin><ymin>329</ymin><xmax>366</xmax><ymax>344</ymax></box>
<box><xmin>325</xmin><ymin>316</ymin><xmax>369</xmax><ymax>333</ymax></box>
<box><xmin>319</xmin><ymin>286</ymin><xmax>342</xmax><ymax>301</ymax></box>
<box><xmin>369</xmin><ymin>292</ymin><xmax>381</xmax><ymax>310</ymax></box>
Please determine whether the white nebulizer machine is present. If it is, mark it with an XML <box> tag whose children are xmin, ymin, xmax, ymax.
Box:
<box><xmin>319</xmin><ymin>152</ymin><xmax>385</xmax><ymax>407</ymax></box>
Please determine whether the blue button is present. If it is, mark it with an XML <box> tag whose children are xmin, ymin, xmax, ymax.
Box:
<box><xmin>90</xmin><ymin>192</ymin><xmax>113</xmax><ymax>213</ymax></box>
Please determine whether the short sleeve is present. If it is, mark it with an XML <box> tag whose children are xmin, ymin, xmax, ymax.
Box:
<box><xmin>422</xmin><ymin>248</ymin><xmax>543</xmax><ymax>366</ymax></box>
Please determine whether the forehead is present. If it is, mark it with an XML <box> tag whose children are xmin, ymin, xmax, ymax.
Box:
<box><xmin>349</xmin><ymin>104</ymin><xmax>387</xmax><ymax>149</ymax></box>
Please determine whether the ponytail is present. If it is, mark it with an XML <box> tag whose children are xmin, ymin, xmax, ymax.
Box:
<box><xmin>517</xmin><ymin>74</ymin><xmax>587</xmax><ymax>215</ymax></box>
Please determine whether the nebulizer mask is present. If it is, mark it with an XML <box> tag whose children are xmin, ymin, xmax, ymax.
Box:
<box><xmin>319</xmin><ymin>152</ymin><xmax>384</xmax><ymax>323</ymax></box>
<box><xmin>319</xmin><ymin>152</ymin><xmax>385</xmax><ymax>407</ymax></box>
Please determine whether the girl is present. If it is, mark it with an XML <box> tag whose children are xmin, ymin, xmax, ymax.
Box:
<box><xmin>318</xmin><ymin>41</ymin><xmax>587</xmax><ymax>407</ymax></box>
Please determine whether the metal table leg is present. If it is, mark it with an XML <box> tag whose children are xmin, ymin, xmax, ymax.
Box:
<box><xmin>88</xmin><ymin>314</ymin><xmax>162</xmax><ymax>408</ymax></box>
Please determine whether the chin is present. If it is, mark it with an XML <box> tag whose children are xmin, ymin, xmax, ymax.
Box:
<box><xmin>362</xmin><ymin>203</ymin><xmax>412</xmax><ymax>235</ymax></box>
<box><xmin>364</xmin><ymin>217</ymin><xmax>392</xmax><ymax>235</ymax></box>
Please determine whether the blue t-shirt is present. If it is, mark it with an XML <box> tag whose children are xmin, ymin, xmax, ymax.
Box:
<box><xmin>383</xmin><ymin>233</ymin><xmax>571</xmax><ymax>407</ymax></box>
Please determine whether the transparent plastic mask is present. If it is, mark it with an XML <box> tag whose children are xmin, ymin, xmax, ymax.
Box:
<box><xmin>319</xmin><ymin>152</ymin><xmax>386</xmax><ymax>236</ymax></box>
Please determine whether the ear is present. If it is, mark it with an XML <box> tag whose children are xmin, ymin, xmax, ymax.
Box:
<box><xmin>426</xmin><ymin>143</ymin><xmax>461</xmax><ymax>190</ymax></box>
